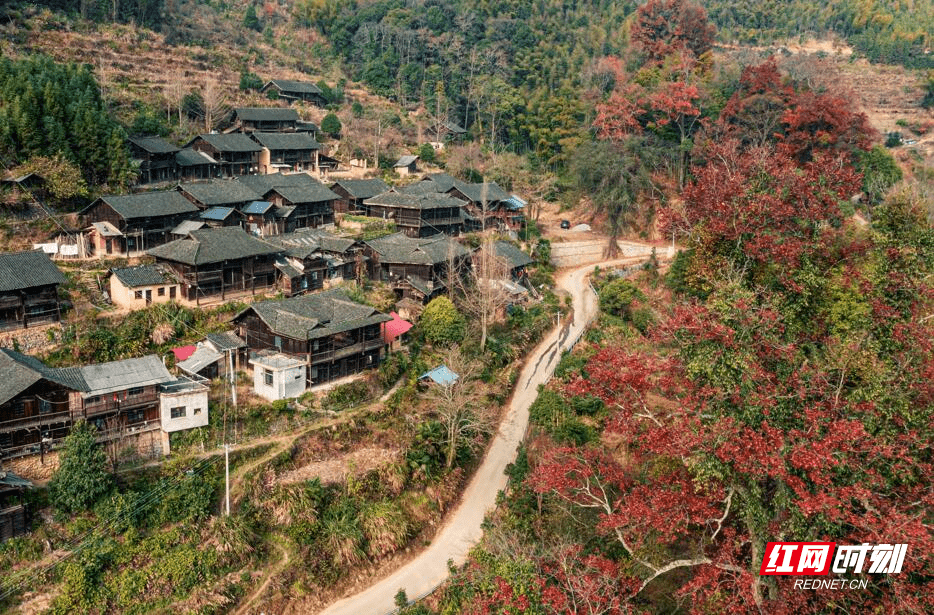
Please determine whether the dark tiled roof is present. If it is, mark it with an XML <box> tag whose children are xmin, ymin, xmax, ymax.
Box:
<box><xmin>188</xmin><ymin>133</ymin><xmax>263</xmax><ymax>153</ymax></box>
<box><xmin>453</xmin><ymin>182</ymin><xmax>511</xmax><ymax>203</ymax></box>
<box><xmin>179</xmin><ymin>181</ymin><xmax>260</xmax><ymax>207</ymax></box>
<box><xmin>238</xmin><ymin>288</ymin><xmax>390</xmax><ymax>341</ymax></box>
<box><xmin>330</xmin><ymin>178</ymin><xmax>390</xmax><ymax>199</ymax></box>
<box><xmin>84</xmin><ymin>191</ymin><xmax>200</xmax><ymax>220</ymax></box>
<box><xmin>147</xmin><ymin>226</ymin><xmax>281</xmax><ymax>266</ymax></box>
<box><xmin>265</xmin><ymin>228</ymin><xmax>358</xmax><ymax>259</ymax></box>
<box><xmin>267</xmin><ymin>182</ymin><xmax>339</xmax><ymax>205</ymax></box>
<box><xmin>364</xmin><ymin>191</ymin><xmax>465</xmax><ymax>212</ymax></box>
<box><xmin>0</xmin><ymin>348</ymin><xmax>87</xmax><ymax>406</ymax></box>
<box><xmin>365</xmin><ymin>232</ymin><xmax>469</xmax><ymax>265</ymax></box>
<box><xmin>420</xmin><ymin>173</ymin><xmax>464</xmax><ymax>192</ymax></box>
<box><xmin>235</xmin><ymin>172</ymin><xmax>318</xmax><ymax>194</ymax></box>
<box><xmin>128</xmin><ymin>136</ymin><xmax>180</xmax><ymax>154</ymax></box>
<box><xmin>264</xmin><ymin>80</ymin><xmax>324</xmax><ymax>95</ymax></box>
<box><xmin>395</xmin><ymin>155</ymin><xmax>418</xmax><ymax>167</ymax></box>
<box><xmin>491</xmin><ymin>241</ymin><xmax>534</xmax><ymax>270</ymax></box>
<box><xmin>111</xmin><ymin>264</ymin><xmax>174</xmax><ymax>288</ymax></box>
<box><xmin>233</xmin><ymin>107</ymin><xmax>300</xmax><ymax>122</ymax></box>
<box><xmin>0</xmin><ymin>250</ymin><xmax>67</xmax><ymax>292</ymax></box>
<box><xmin>176</xmin><ymin>148</ymin><xmax>218</xmax><ymax>166</ymax></box>
<box><xmin>250</xmin><ymin>132</ymin><xmax>320</xmax><ymax>151</ymax></box>
<box><xmin>205</xmin><ymin>331</ymin><xmax>247</xmax><ymax>351</ymax></box>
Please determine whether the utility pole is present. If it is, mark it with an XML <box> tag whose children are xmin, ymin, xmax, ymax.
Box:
<box><xmin>225</xmin><ymin>443</ymin><xmax>230</xmax><ymax>516</ymax></box>
<box><xmin>228</xmin><ymin>349</ymin><xmax>237</xmax><ymax>408</ymax></box>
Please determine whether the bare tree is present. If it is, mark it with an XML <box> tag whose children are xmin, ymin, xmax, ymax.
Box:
<box><xmin>163</xmin><ymin>69</ymin><xmax>186</xmax><ymax>128</ymax></box>
<box><xmin>424</xmin><ymin>346</ymin><xmax>491</xmax><ymax>470</ymax></box>
<box><xmin>102</xmin><ymin>414</ymin><xmax>127</xmax><ymax>473</ymax></box>
<box><xmin>457</xmin><ymin>233</ymin><xmax>513</xmax><ymax>352</ymax></box>
<box><xmin>201</xmin><ymin>78</ymin><xmax>229</xmax><ymax>133</ymax></box>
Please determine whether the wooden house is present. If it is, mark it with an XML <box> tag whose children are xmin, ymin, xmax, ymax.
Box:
<box><xmin>175</xmin><ymin>148</ymin><xmax>219</xmax><ymax>182</ymax></box>
<box><xmin>0</xmin><ymin>250</ymin><xmax>66</xmax><ymax>331</ymax></box>
<box><xmin>0</xmin><ymin>470</ymin><xmax>33</xmax><ymax>542</ymax></box>
<box><xmin>329</xmin><ymin>178</ymin><xmax>390</xmax><ymax>214</ymax></box>
<box><xmin>261</xmin><ymin>80</ymin><xmax>328</xmax><ymax>107</ymax></box>
<box><xmin>185</xmin><ymin>134</ymin><xmax>262</xmax><ymax>177</ymax></box>
<box><xmin>200</xmin><ymin>206</ymin><xmax>240</xmax><ymax>228</ymax></box>
<box><xmin>146</xmin><ymin>226</ymin><xmax>282</xmax><ymax>304</ymax></box>
<box><xmin>80</xmin><ymin>191</ymin><xmax>200</xmax><ymax>256</ymax></box>
<box><xmin>262</xmin><ymin>181</ymin><xmax>338</xmax><ymax>231</ymax></box>
<box><xmin>229</xmin><ymin>107</ymin><xmax>299</xmax><ymax>133</ymax></box>
<box><xmin>250</xmin><ymin>132</ymin><xmax>321</xmax><ymax>174</ymax></box>
<box><xmin>128</xmin><ymin>136</ymin><xmax>180</xmax><ymax>185</ymax></box>
<box><xmin>240</xmin><ymin>200</ymin><xmax>277</xmax><ymax>236</ymax></box>
<box><xmin>233</xmin><ymin>289</ymin><xmax>391</xmax><ymax>386</ymax></box>
<box><xmin>363</xmin><ymin>190</ymin><xmax>464</xmax><ymax>238</ymax></box>
<box><xmin>264</xmin><ymin>228</ymin><xmax>362</xmax><ymax>295</ymax></box>
<box><xmin>363</xmin><ymin>232</ymin><xmax>470</xmax><ymax>302</ymax></box>
<box><xmin>448</xmin><ymin>181</ymin><xmax>514</xmax><ymax>230</ymax></box>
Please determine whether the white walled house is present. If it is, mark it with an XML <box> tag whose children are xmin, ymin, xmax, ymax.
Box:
<box><xmin>158</xmin><ymin>376</ymin><xmax>209</xmax><ymax>453</ymax></box>
<box><xmin>250</xmin><ymin>353</ymin><xmax>307</xmax><ymax>401</ymax></box>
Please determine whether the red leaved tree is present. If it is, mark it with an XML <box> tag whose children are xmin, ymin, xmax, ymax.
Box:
<box><xmin>631</xmin><ymin>0</ymin><xmax>716</xmax><ymax>64</ymax></box>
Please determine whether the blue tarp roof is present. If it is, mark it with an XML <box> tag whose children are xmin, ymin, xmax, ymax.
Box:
<box><xmin>242</xmin><ymin>200</ymin><xmax>274</xmax><ymax>215</ymax></box>
<box><xmin>419</xmin><ymin>364</ymin><xmax>459</xmax><ymax>386</ymax></box>
<box><xmin>503</xmin><ymin>195</ymin><xmax>527</xmax><ymax>210</ymax></box>
<box><xmin>200</xmin><ymin>206</ymin><xmax>236</xmax><ymax>221</ymax></box>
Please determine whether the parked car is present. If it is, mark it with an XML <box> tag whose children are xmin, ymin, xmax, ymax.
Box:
<box><xmin>560</xmin><ymin>219</ymin><xmax>570</xmax><ymax>229</ymax></box>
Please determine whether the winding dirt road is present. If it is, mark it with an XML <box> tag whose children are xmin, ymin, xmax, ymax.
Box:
<box><xmin>318</xmin><ymin>257</ymin><xmax>645</xmax><ymax>615</ymax></box>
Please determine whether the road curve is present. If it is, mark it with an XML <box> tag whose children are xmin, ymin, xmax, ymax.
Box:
<box><xmin>318</xmin><ymin>257</ymin><xmax>644</xmax><ymax>615</ymax></box>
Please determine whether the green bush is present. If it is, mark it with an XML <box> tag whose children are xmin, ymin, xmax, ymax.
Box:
<box><xmin>598</xmin><ymin>277</ymin><xmax>645</xmax><ymax>318</ymax></box>
<box><xmin>239</xmin><ymin>70</ymin><xmax>263</xmax><ymax>91</ymax></box>
<box><xmin>321</xmin><ymin>112</ymin><xmax>342</xmax><ymax>137</ymax></box>
<box><xmin>419</xmin><ymin>297</ymin><xmax>466</xmax><ymax>346</ymax></box>
<box><xmin>48</xmin><ymin>421</ymin><xmax>114</xmax><ymax>513</ymax></box>
<box><xmin>630</xmin><ymin>306</ymin><xmax>655</xmax><ymax>334</ymax></box>
<box><xmin>322</xmin><ymin>380</ymin><xmax>371</xmax><ymax>409</ymax></box>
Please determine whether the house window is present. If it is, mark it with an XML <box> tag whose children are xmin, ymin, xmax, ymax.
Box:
<box><xmin>135</xmin><ymin>290</ymin><xmax>143</xmax><ymax>300</ymax></box>
<box><xmin>158</xmin><ymin>287</ymin><xmax>165</xmax><ymax>296</ymax></box>
<box><xmin>274</xmin><ymin>336</ymin><xmax>282</xmax><ymax>349</ymax></box>
<box><xmin>264</xmin><ymin>369</ymin><xmax>273</xmax><ymax>386</ymax></box>
<box><xmin>39</xmin><ymin>398</ymin><xmax>51</xmax><ymax>414</ymax></box>
<box><xmin>295</xmin><ymin>371</ymin><xmax>302</xmax><ymax>380</ymax></box>
<box><xmin>126</xmin><ymin>409</ymin><xmax>144</xmax><ymax>424</ymax></box>
<box><xmin>170</xmin><ymin>287</ymin><xmax>176</xmax><ymax>299</ymax></box>
<box><xmin>193</xmin><ymin>407</ymin><xmax>202</xmax><ymax>415</ymax></box>
<box><xmin>86</xmin><ymin>395</ymin><xmax>100</xmax><ymax>405</ymax></box>
<box><xmin>127</xmin><ymin>387</ymin><xmax>144</xmax><ymax>396</ymax></box>
<box><xmin>170</xmin><ymin>406</ymin><xmax>186</xmax><ymax>419</ymax></box>
<box><xmin>12</xmin><ymin>400</ymin><xmax>25</xmax><ymax>418</ymax></box>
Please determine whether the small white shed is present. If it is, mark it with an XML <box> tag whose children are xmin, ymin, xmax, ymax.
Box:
<box><xmin>250</xmin><ymin>353</ymin><xmax>307</xmax><ymax>401</ymax></box>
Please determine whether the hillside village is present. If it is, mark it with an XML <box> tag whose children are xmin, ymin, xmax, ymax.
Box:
<box><xmin>1</xmin><ymin>0</ymin><xmax>933</xmax><ymax>613</ymax></box>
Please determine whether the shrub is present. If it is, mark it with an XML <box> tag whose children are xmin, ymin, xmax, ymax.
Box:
<box><xmin>321</xmin><ymin>112</ymin><xmax>342</xmax><ymax>137</ymax></box>
<box><xmin>48</xmin><ymin>421</ymin><xmax>114</xmax><ymax>513</ymax></box>
<box><xmin>239</xmin><ymin>70</ymin><xmax>263</xmax><ymax>91</ymax></box>
<box><xmin>419</xmin><ymin>143</ymin><xmax>436</xmax><ymax>164</ymax></box>
<box><xmin>598</xmin><ymin>277</ymin><xmax>645</xmax><ymax>318</ymax></box>
<box><xmin>322</xmin><ymin>380</ymin><xmax>371</xmax><ymax>409</ymax></box>
<box><xmin>419</xmin><ymin>297</ymin><xmax>466</xmax><ymax>346</ymax></box>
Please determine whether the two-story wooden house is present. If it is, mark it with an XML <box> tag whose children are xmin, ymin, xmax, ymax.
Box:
<box><xmin>233</xmin><ymin>289</ymin><xmax>391</xmax><ymax>386</ymax></box>
<box><xmin>363</xmin><ymin>232</ymin><xmax>470</xmax><ymax>302</ymax></box>
<box><xmin>128</xmin><ymin>136</ymin><xmax>180</xmax><ymax>184</ymax></box>
<box><xmin>229</xmin><ymin>107</ymin><xmax>300</xmax><ymax>133</ymax></box>
<box><xmin>146</xmin><ymin>226</ymin><xmax>283</xmax><ymax>304</ymax></box>
<box><xmin>251</xmin><ymin>132</ymin><xmax>321</xmax><ymax>174</ymax></box>
<box><xmin>263</xmin><ymin>182</ymin><xmax>338</xmax><ymax>231</ymax></box>
<box><xmin>0</xmin><ymin>350</ymin><xmax>205</xmax><ymax>461</ymax></box>
<box><xmin>80</xmin><ymin>191</ymin><xmax>200</xmax><ymax>256</ymax></box>
<box><xmin>264</xmin><ymin>228</ymin><xmax>362</xmax><ymax>295</ymax></box>
<box><xmin>0</xmin><ymin>250</ymin><xmax>66</xmax><ymax>331</ymax></box>
<box><xmin>185</xmin><ymin>134</ymin><xmax>262</xmax><ymax>177</ymax></box>
<box><xmin>329</xmin><ymin>178</ymin><xmax>390</xmax><ymax>214</ymax></box>
<box><xmin>175</xmin><ymin>148</ymin><xmax>219</xmax><ymax>182</ymax></box>
<box><xmin>363</xmin><ymin>190</ymin><xmax>465</xmax><ymax>238</ymax></box>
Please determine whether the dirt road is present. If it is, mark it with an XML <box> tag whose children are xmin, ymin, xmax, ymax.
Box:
<box><xmin>317</xmin><ymin>256</ymin><xmax>647</xmax><ymax>615</ymax></box>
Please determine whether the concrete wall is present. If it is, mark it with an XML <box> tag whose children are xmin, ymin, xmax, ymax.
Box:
<box><xmin>160</xmin><ymin>390</ymin><xmax>209</xmax><ymax>433</ymax></box>
<box><xmin>549</xmin><ymin>240</ymin><xmax>670</xmax><ymax>268</ymax></box>
<box><xmin>253</xmin><ymin>363</ymin><xmax>307</xmax><ymax>401</ymax></box>
<box><xmin>110</xmin><ymin>277</ymin><xmax>184</xmax><ymax>309</ymax></box>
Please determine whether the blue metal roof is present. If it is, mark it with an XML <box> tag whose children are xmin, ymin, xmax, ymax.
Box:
<box><xmin>503</xmin><ymin>195</ymin><xmax>527</xmax><ymax>210</ymax></box>
<box><xmin>419</xmin><ymin>364</ymin><xmax>459</xmax><ymax>387</ymax></box>
<box><xmin>200</xmin><ymin>206</ymin><xmax>236</xmax><ymax>221</ymax></box>
<box><xmin>242</xmin><ymin>200</ymin><xmax>274</xmax><ymax>215</ymax></box>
